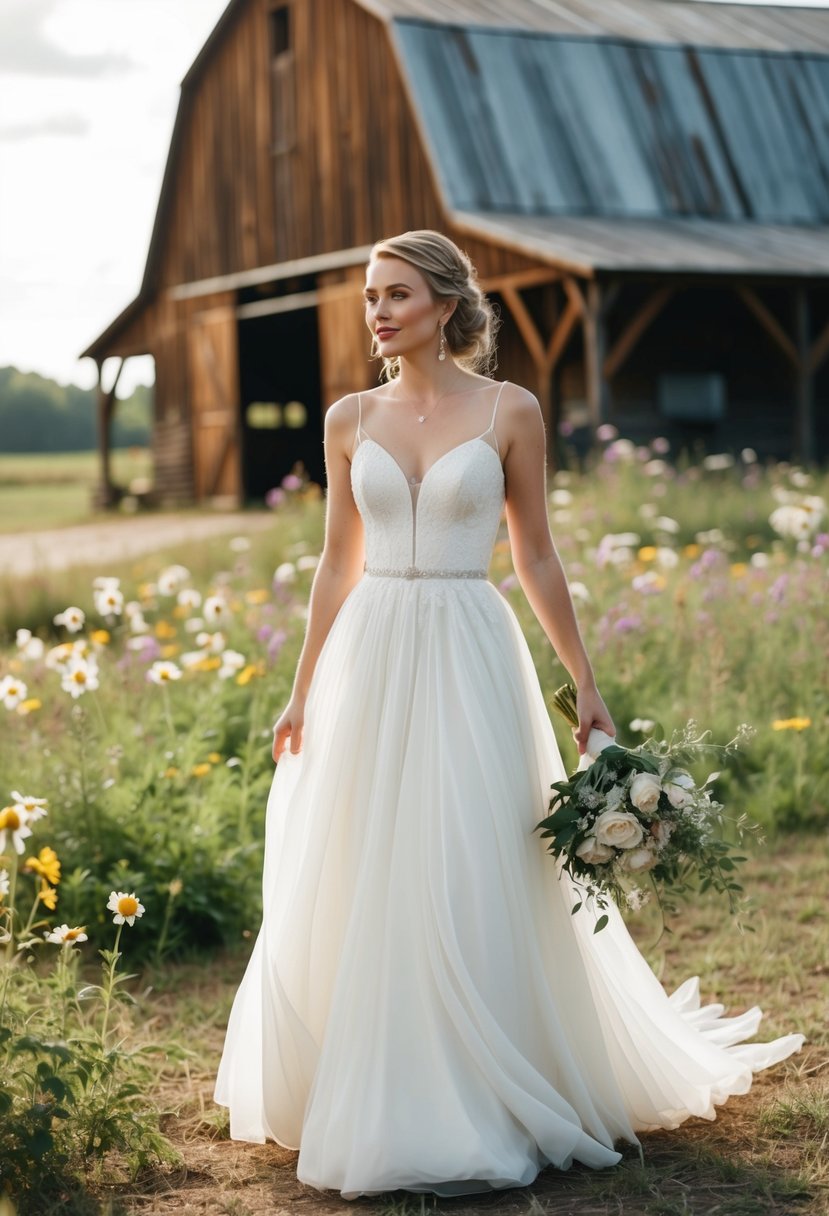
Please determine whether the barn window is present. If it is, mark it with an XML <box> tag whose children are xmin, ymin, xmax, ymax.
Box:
<box><xmin>268</xmin><ymin>4</ymin><xmax>295</xmax><ymax>155</ymax></box>
<box><xmin>658</xmin><ymin>373</ymin><xmax>727</xmax><ymax>423</ymax></box>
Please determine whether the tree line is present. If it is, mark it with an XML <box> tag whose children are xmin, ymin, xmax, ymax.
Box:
<box><xmin>0</xmin><ymin>366</ymin><xmax>152</xmax><ymax>452</ymax></box>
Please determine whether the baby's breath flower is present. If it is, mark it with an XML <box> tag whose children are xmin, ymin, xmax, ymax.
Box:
<box><xmin>106</xmin><ymin>890</ymin><xmax>145</xmax><ymax>926</ymax></box>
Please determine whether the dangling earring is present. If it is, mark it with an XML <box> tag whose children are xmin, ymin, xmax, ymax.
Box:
<box><xmin>438</xmin><ymin>323</ymin><xmax>446</xmax><ymax>362</ymax></box>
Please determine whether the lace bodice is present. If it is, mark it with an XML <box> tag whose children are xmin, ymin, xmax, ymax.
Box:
<box><xmin>350</xmin><ymin>383</ymin><xmax>506</xmax><ymax>576</ymax></box>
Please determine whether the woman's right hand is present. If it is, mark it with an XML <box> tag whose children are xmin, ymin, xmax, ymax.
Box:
<box><xmin>272</xmin><ymin>695</ymin><xmax>306</xmax><ymax>762</ymax></box>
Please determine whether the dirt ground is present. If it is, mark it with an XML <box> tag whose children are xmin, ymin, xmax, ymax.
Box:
<box><xmin>0</xmin><ymin>511</ymin><xmax>275</xmax><ymax>578</ymax></box>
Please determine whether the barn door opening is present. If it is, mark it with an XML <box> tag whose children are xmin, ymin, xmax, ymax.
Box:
<box><xmin>238</xmin><ymin>307</ymin><xmax>322</xmax><ymax>501</ymax></box>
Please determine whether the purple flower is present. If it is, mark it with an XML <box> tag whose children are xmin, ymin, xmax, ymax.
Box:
<box><xmin>769</xmin><ymin>574</ymin><xmax>789</xmax><ymax>604</ymax></box>
<box><xmin>265</xmin><ymin>487</ymin><xmax>286</xmax><ymax>510</ymax></box>
<box><xmin>267</xmin><ymin>629</ymin><xmax>288</xmax><ymax>660</ymax></box>
<box><xmin>281</xmin><ymin>473</ymin><xmax>303</xmax><ymax>491</ymax></box>
<box><xmin>613</xmin><ymin>614</ymin><xmax>642</xmax><ymax>634</ymax></box>
<box><xmin>558</xmin><ymin>419</ymin><xmax>575</xmax><ymax>437</ymax></box>
<box><xmin>257</xmin><ymin>624</ymin><xmax>274</xmax><ymax>643</ymax></box>
<box><xmin>651</xmin><ymin>436</ymin><xmax>670</xmax><ymax>455</ymax></box>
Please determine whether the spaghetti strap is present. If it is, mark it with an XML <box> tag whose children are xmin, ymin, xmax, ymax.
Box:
<box><xmin>355</xmin><ymin>392</ymin><xmax>364</xmax><ymax>450</ymax></box>
<box><xmin>486</xmin><ymin>381</ymin><xmax>507</xmax><ymax>455</ymax></box>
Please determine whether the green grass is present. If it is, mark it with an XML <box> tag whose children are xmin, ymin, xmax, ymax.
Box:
<box><xmin>103</xmin><ymin>837</ymin><xmax>827</xmax><ymax>1215</ymax></box>
<box><xmin>0</xmin><ymin>449</ymin><xmax>152</xmax><ymax>532</ymax></box>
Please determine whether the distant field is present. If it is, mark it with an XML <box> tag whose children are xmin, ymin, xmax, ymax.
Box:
<box><xmin>0</xmin><ymin>448</ymin><xmax>152</xmax><ymax>532</ymax></box>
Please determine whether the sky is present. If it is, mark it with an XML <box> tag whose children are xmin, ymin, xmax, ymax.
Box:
<box><xmin>0</xmin><ymin>0</ymin><xmax>827</xmax><ymax>398</ymax></box>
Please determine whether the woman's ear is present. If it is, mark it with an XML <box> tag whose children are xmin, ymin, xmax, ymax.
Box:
<box><xmin>440</xmin><ymin>298</ymin><xmax>459</xmax><ymax>326</ymax></box>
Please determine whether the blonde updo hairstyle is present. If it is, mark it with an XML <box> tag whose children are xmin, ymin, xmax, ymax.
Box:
<box><xmin>368</xmin><ymin>230</ymin><xmax>500</xmax><ymax>381</ymax></box>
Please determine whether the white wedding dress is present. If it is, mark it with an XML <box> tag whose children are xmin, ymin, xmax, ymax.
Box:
<box><xmin>214</xmin><ymin>381</ymin><xmax>804</xmax><ymax>1199</ymax></box>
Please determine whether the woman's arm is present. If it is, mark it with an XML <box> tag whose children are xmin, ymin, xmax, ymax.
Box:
<box><xmin>273</xmin><ymin>395</ymin><xmax>365</xmax><ymax>759</ymax></box>
<box><xmin>501</xmin><ymin>385</ymin><xmax>615</xmax><ymax>754</ymax></box>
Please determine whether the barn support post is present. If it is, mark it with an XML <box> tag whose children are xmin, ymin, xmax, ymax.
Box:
<box><xmin>95</xmin><ymin>357</ymin><xmax>125</xmax><ymax>509</ymax></box>
<box><xmin>793</xmin><ymin>285</ymin><xmax>815</xmax><ymax>465</ymax></box>
<box><xmin>734</xmin><ymin>283</ymin><xmax>820</xmax><ymax>464</ymax></box>
<box><xmin>499</xmin><ymin>275</ymin><xmax>582</xmax><ymax>468</ymax></box>
<box><xmin>583</xmin><ymin>279</ymin><xmax>611</xmax><ymax>432</ymax></box>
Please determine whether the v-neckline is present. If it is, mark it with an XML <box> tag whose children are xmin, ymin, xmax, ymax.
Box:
<box><xmin>356</xmin><ymin>434</ymin><xmax>502</xmax><ymax>490</ymax></box>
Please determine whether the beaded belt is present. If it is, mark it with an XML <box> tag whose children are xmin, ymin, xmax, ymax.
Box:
<box><xmin>364</xmin><ymin>565</ymin><xmax>487</xmax><ymax>580</ymax></box>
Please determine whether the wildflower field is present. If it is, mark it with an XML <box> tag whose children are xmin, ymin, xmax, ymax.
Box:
<box><xmin>0</xmin><ymin>436</ymin><xmax>826</xmax><ymax>1214</ymax></box>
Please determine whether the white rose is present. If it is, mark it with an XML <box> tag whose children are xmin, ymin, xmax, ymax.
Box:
<box><xmin>623</xmin><ymin>846</ymin><xmax>658</xmax><ymax>873</ymax></box>
<box><xmin>575</xmin><ymin>836</ymin><xmax>615</xmax><ymax>865</ymax></box>
<box><xmin>593</xmin><ymin>810</ymin><xmax>644</xmax><ymax>850</ymax></box>
<box><xmin>629</xmin><ymin>772</ymin><xmax>662</xmax><ymax>816</ymax></box>
<box><xmin>665</xmin><ymin>771</ymin><xmax>696</xmax><ymax>809</ymax></box>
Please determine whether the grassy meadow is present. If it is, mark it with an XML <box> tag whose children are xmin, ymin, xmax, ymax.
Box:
<box><xmin>0</xmin><ymin>449</ymin><xmax>153</xmax><ymax>532</ymax></box>
<box><xmin>0</xmin><ymin>437</ymin><xmax>826</xmax><ymax>1214</ymax></box>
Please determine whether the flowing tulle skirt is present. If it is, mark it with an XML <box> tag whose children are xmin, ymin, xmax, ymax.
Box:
<box><xmin>214</xmin><ymin>575</ymin><xmax>804</xmax><ymax>1199</ymax></box>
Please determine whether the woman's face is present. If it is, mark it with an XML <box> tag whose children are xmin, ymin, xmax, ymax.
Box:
<box><xmin>363</xmin><ymin>255</ymin><xmax>450</xmax><ymax>362</ymax></box>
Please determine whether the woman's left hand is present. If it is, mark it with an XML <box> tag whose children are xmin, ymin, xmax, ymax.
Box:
<box><xmin>573</xmin><ymin>684</ymin><xmax>616</xmax><ymax>755</ymax></box>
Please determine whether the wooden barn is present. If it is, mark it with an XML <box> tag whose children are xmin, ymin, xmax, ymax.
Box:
<box><xmin>82</xmin><ymin>0</ymin><xmax>829</xmax><ymax>505</ymax></box>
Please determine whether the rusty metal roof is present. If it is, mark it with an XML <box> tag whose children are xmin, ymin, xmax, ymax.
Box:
<box><xmin>391</xmin><ymin>20</ymin><xmax>829</xmax><ymax>226</ymax></box>
<box><xmin>361</xmin><ymin>0</ymin><xmax>829</xmax><ymax>51</ymax></box>
<box><xmin>452</xmin><ymin>211</ymin><xmax>829</xmax><ymax>275</ymax></box>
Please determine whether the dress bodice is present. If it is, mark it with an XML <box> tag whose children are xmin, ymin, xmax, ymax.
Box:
<box><xmin>350</xmin><ymin>384</ymin><xmax>506</xmax><ymax>577</ymax></box>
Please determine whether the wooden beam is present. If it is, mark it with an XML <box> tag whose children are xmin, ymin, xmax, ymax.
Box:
<box><xmin>169</xmin><ymin>244</ymin><xmax>375</xmax><ymax>301</ymax></box>
<box><xmin>604</xmin><ymin>285</ymin><xmax>674</xmax><ymax>380</ymax></box>
<box><xmin>735</xmin><ymin>286</ymin><xmax>798</xmax><ymax>368</ymax></box>
<box><xmin>500</xmin><ymin>284</ymin><xmax>547</xmax><ymax>369</ymax></box>
<box><xmin>562</xmin><ymin>276</ymin><xmax>587</xmax><ymax>318</ymax></box>
<box><xmin>480</xmin><ymin>267</ymin><xmax>562</xmax><ymax>294</ymax></box>
<box><xmin>96</xmin><ymin>357</ymin><xmax>124</xmax><ymax>508</ymax></box>
<box><xmin>546</xmin><ymin>297</ymin><xmax>581</xmax><ymax>370</ymax></box>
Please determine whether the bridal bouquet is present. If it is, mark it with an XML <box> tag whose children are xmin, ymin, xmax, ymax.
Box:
<box><xmin>535</xmin><ymin>684</ymin><xmax>759</xmax><ymax>935</ymax></box>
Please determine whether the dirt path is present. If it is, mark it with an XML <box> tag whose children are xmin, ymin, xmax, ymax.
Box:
<box><xmin>0</xmin><ymin>511</ymin><xmax>275</xmax><ymax>578</ymax></box>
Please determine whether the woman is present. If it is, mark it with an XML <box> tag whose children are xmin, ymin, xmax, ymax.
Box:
<box><xmin>214</xmin><ymin>230</ymin><xmax>803</xmax><ymax>1200</ymax></box>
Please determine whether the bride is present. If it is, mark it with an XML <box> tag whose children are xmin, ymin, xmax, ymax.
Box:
<box><xmin>214</xmin><ymin>229</ymin><xmax>805</xmax><ymax>1200</ymax></box>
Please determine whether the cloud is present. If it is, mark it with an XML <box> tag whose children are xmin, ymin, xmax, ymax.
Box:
<box><xmin>0</xmin><ymin>113</ymin><xmax>89</xmax><ymax>141</ymax></box>
<box><xmin>0</xmin><ymin>0</ymin><xmax>135</xmax><ymax>77</ymax></box>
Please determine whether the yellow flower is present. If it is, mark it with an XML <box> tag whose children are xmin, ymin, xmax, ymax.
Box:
<box><xmin>24</xmin><ymin>846</ymin><xmax>61</xmax><ymax>885</ymax></box>
<box><xmin>191</xmin><ymin>763</ymin><xmax>212</xmax><ymax>778</ymax></box>
<box><xmin>682</xmin><ymin>543</ymin><xmax>701</xmax><ymax>558</ymax></box>
<box><xmin>192</xmin><ymin>656</ymin><xmax>222</xmax><ymax>672</ymax></box>
<box><xmin>38</xmin><ymin>880</ymin><xmax>58</xmax><ymax>910</ymax></box>
<box><xmin>772</xmin><ymin>717</ymin><xmax>812</xmax><ymax>731</ymax></box>
<box><xmin>163</xmin><ymin>766</ymin><xmax>180</xmax><ymax>778</ymax></box>
<box><xmin>168</xmin><ymin>878</ymin><xmax>183</xmax><ymax>898</ymax></box>
<box><xmin>729</xmin><ymin>563</ymin><xmax>748</xmax><ymax>578</ymax></box>
<box><xmin>245</xmin><ymin>589</ymin><xmax>270</xmax><ymax>605</ymax></box>
<box><xmin>16</xmin><ymin>698</ymin><xmax>42</xmax><ymax>716</ymax></box>
<box><xmin>154</xmin><ymin>620</ymin><xmax>178</xmax><ymax>640</ymax></box>
<box><xmin>637</xmin><ymin>546</ymin><xmax>657</xmax><ymax>562</ymax></box>
<box><xmin>207</xmin><ymin>752</ymin><xmax>221</xmax><ymax>763</ymax></box>
<box><xmin>90</xmin><ymin>629</ymin><xmax>111</xmax><ymax>646</ymax></box>
<box><xmin>172</xmin><ymin>604</ymin><xmax>190</xmax><ymax>619</ymax></box>
<box><xmin>236</xmin><ymin>665</ymin><xmax>258</xmax><ymax>686</ymax></box>
<box><xmin>160</xmin><ymin>644</ymin><xmax>180</xmax><ymax>659</ymax></box>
